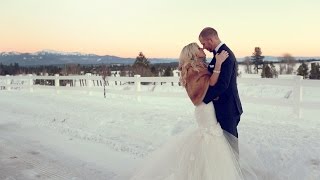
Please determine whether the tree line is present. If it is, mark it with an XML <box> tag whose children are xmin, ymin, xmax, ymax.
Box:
<box><xmin>241</xmin><ymin>47</ymin><xmax>320</xmax><ymax>79</ymax></box>
<box><xmin>0</xmin><ymin>52</ymin><xmax>178</xmax><ymax>77</ymax></box>
<box><xmin>1</xmin><ymin>50</ymin><xmax>320</xmax><ymax>79</ymax></box>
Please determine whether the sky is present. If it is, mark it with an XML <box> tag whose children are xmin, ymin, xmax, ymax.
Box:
<box><xmin>1</xmin><ymin>0</ymin><xmax>320</xmax><ymax>58</ymax></box>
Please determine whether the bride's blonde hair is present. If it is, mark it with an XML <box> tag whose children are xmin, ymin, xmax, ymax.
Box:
<box><xmin>178</xmin><ymin>42</ymin><xmax>202</xmax><ymax>87</ymax></box>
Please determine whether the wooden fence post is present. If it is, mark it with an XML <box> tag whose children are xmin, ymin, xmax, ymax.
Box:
<box><xmin>55</xmin><ymin>74</ymin><xmax>60</xmax><ymax>94</ymax></box>
<box><xmin>134</xmin><ymin>75</ymin><xmax>141</xmax><ymax>101</ymax></box>
<box><xmin>6</xmin><ymin>75</ymin><xmax>11</xmax><ymax>91</ymax></box>
<box><xmin>86</xmin><ymin>73</ymin><xmax>92</xmax><ymax>95</ymax></box>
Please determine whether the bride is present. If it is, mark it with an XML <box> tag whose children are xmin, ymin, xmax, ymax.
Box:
<box><xmin>129</xmin><ymin>43</ymin><xmax>269</xmax><ymax>180</ymax></box>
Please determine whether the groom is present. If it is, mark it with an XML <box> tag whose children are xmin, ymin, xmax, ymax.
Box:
<box><xmin>199</xmin><ymin>27</ymin><xmax>243</xmax><ymax>138</ymax></box>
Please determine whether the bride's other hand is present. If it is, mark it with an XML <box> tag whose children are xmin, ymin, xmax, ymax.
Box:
<box><xmin>215</xmin><ymin>50</ymin><xmax>229</xmax><ymax>65</ymax></box>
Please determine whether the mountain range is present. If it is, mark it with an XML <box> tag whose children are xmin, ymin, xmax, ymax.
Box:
<box><xmin>0</xmin><ymin>50</ymin><xmax>319</xmax><ymax>66</ymax></box>
<box><xmin>0</xmin><ymin>50</ymin><xmax>177</xmax><ymax>66</ymax></box>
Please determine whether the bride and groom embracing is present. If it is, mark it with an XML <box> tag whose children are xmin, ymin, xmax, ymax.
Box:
<box><xmin>128</xmin><ymin>27</ymin><xmax>270</xmax><ymax>180</ymax></box>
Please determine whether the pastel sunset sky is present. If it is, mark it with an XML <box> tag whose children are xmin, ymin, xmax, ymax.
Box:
<box><xmin>1</xmin><ymin>0</ymin><xmax>319</xmax><ymax>58</ymax></box>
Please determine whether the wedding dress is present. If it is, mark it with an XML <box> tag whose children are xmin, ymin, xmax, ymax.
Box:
<box><xmin>129</xmin><ymin>102</ymin><xmax>269</xmax><ymax>180</ymax></box>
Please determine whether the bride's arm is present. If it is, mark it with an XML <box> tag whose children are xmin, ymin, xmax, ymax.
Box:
<box><xmin>209</xmin><ymin>50</ymin><xmax>229</xmax><ymax>86</ymax></box>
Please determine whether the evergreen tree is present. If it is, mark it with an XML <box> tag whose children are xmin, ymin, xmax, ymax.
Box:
<box><xmin>132</xmin><ymin>52</ymin><xmax>153</xmax><ymax>77</ymax></box>
<box><xmin>261</xmin><ymin>64</ymin><xmax>273</xmax><ymax>78</ymax></box>
<box><xmin>297</xmin><ymin>62</ymin><xmax>309</xmax><ymax>79</ymax></box>
<box><xmin>251</xmin><ymin>47</ymin><xmax>264</xmax><ymax>74</ymax></box>
<box><xmin>309</xmin><ymin>63</ymin><xmax>320</xmax><ymax>79</ymax></box>
<box><xmin>134</xmin><ymin>52</ymin><xmax>150</xmax><ymax>67</ymax></box>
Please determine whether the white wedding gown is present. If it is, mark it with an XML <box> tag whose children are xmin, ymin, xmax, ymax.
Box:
<box><xmin>129</xmin><ymin>102</ymin><xmax>270</xmax><ymax>180</ymax></box>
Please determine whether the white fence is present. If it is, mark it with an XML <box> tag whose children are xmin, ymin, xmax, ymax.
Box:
<box><xmin>1</xmin><ymin>74</ymin><xmax>320</xmax><ymax>118</ymax></box>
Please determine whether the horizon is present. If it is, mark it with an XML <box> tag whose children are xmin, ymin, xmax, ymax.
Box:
<box><xmin>1</xmin><ymin>49</ymin><xmax>320</xmax><ymax>59</ymax></box>
<box><xmin>1</xmin><ymin>0</ymin><xmax>320</xmax><ymax>58</ymax></box>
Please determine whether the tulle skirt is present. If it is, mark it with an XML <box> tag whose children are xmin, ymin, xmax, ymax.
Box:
<box><xmin>128</xmin><ymin>123</ymin><xmax>272</xmax><ymax>180</ymax></box>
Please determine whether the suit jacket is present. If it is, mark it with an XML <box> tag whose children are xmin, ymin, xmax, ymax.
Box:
<box><xmin>203</xmin><ymin>44</ymin><xmax>243</xmax><ymax>120</ymax></box>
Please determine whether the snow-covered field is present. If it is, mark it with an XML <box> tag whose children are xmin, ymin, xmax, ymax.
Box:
<box><xmin>0</xmin><ymin>84</ymin><xmax>319</xmax><ymax>180</ymax></box>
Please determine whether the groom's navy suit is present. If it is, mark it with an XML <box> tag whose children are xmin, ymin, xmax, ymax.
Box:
<box><xmin>203</xmin><ymin>44</ymin><xmax>243</xmax><ymax>138</ymax></box>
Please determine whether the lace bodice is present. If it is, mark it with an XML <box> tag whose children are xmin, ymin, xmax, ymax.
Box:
<box><xmin>195</xmin><ymin>102</ymin><xmax>218</xmax><ymax>128</ymax></box>
<box><xmin>194</xmin><ymin>102</ymin><xmax>223</xmax><ymax>138</ymax></box>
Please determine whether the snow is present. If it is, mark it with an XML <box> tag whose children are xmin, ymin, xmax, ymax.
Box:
<box><xmin>0</xmin><ymin>83</ymin><xmax>319</xmax><ymax>180</ymax></box>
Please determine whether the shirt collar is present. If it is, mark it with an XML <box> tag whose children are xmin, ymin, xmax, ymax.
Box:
<box><xmin>215</xmin><ymin>42</ymin><xmax>224</xmax><ymax>53</ymax></box>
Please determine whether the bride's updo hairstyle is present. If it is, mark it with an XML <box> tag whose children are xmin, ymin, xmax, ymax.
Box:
<box><xmin>178</xmin><ymin>43</ymin><xmax>201</xmax><ymax>86</ymax></box>
<box><xmin>178</xmin><ymin>43</ymin><xmax>199</xmax><ymax>70</ymax></box>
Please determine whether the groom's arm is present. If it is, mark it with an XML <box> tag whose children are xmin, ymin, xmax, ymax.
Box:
<box><xmin>203</xmin><ymin>55</ymin><xmax>235</xmax><ymax>104</ymax></box>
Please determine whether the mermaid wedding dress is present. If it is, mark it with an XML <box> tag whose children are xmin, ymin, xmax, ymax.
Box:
<box><xmin>129</xmin><ymin>102</ymin><xmax>268</xmax><ymax>180</ymax></box>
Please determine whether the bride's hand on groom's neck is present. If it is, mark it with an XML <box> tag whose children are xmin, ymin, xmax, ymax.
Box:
<box><xmin>215</xmin><ymin>50</ymin><xmax>229</xmax><ymax>65</ymax></box>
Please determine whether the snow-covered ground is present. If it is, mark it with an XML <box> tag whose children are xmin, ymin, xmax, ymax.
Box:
<box><xmin>0</xmin><ymin>84</ymin><xmax>319</xmax><ymax>180</ymax></box>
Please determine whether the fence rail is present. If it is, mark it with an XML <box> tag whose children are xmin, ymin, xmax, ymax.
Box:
<box><xmin>1</xmin><ymin>74</ymin><xmax>320</xmax><ymax>118</ymax></box>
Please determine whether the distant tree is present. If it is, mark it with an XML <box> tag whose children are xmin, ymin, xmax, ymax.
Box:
<box><xmin>61</xmin><ymin>65</ymin><xmax>67</xmax><ymax>75</ymax></box>
<box><xmin>0</xmin><ymin>63</ymin><xmax>3</xmax><ymax>75</ymax></box>
<box><xmin>128</xmin><ymin>69</ymin><xmax>134</xmax><ymax>77</ymax></box>
<box><xmin>119</xmin><ymin>66</ymin><xmax>128</xmax><ymax>77</ymax></box>
<box><xmin>150</xmin><ymin>66</ymin><xmax>159</xmax><ymax>77</ymax></box>
<box><xmin>163</xmin><ymin>66</ymin><xmax>173</xmax><ymax>76</ymax></box>
<box><xmin>309</xmin><ymin>63</ymin><xmax>320</xmax><ymax>79</ymax></box>
<box><xmin>261</xmin><ymin>62</ymin><xmax>278</xmax><ymax>78</ymax></box>
<box><xmin>66</xmin><ymin>64</ymin><xmax>81</xmax><ymax>75</ymax></box>
<box><xmin>243</xmin><ymin>56</ymin><xmax>252</xmax><ymax>74</ymax></box>
<box><xmin>280</xmin><ymin>53</ymin><xmax>296</xmax><ymax>74</ymax></box>
<box><xmin>5</xmin><ymin>63</ymin><xmax>21</xmax><ymax>75</ymax></box>
<box><xmin>133</xmin><ymin>52</ymin><xmax>149</xmax><ymax>66</ymax></box>
<box><xmin>297</xmin><ymin>62</ymin><xmax>309</xmax><ymax>79</ymax></box>
<box><xmin>99</xmin><ymin>64</ymin><xmax>110</xmax><ymax>98</ymax></box>
<box><xmin>251</xmin><ymin>47</ymin><xmax>264</xmax><ymax>74</ymax></box>
<box><xmin>40</xmin><ymin>65</ymin><xmax>48</xmax><ymax>76</ymax></box>
<box><xmin>132</xmin><ymin>52</ymin><xmax>153</xmax><ymax>77</ymax></box>
<box><xmin>279</xmin><ymin>63</ymin><xmax>286</xmax><ymax>74</ymax></box>
<box><xmin>261</xmin><ymin>64</ymin><xmax>273</xmax><ymax>78</ymax></box>
<box><xmin>270</xmin><ymin>62</ymin><xmax>278</xmax><ymax>78</ymax></box>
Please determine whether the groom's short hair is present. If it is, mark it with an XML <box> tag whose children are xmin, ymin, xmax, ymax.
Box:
<box><xmin>199</xmin><ymin>27</ymin><xmax>218</xmax><ymax>39</ymax></box>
